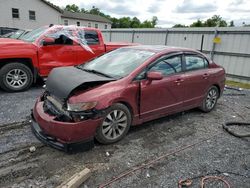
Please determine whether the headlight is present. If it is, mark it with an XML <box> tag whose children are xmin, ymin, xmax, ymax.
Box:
<box><xmin>67</xmin><ymin>101</ymin><xmax>97</xmax><ymax>112</ymax></box>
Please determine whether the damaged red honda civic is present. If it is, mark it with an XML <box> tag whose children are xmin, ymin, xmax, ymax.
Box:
<box><xmin>32</xmin><ymin>45</ymin><xmax>225</xmax><ymax>152</ymax></box>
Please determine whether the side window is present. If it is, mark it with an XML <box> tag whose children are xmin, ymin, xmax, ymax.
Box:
<box><xmin>148</xmin><ymin>55</ymin><xmax>182</xmax><ymax>76</ymax></box>
<box><xmin>84</xmin><ymin>30</ymin><xmax>99</xmax><ymax>45</ymax></box>
<box><xmin>185</xmin><ymin>55</ymin><xmax>208</xmax><ymax>71</ymax></box>
<box><xmin>54</xmin><ymin>35</ymin><xmax>73</xmax><ymax>45</ymax></box>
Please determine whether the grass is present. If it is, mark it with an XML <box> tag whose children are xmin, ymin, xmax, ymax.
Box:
<box><xmin>226</xmin><ymin>80</ymin><xmax>250</xmax><ymax>89</ymax></box>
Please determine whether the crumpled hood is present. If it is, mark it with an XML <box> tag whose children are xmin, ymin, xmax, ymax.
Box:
<box><xmin>46</xmin><ymin>66</ymin><xmax>115</xmax><ymax>100</ymax></box>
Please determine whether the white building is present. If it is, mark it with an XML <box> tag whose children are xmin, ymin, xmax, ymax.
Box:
<box><xmin>0</xmin><ymin>0</ymin><xmax>112</xmax><ymax>30</ymax></box>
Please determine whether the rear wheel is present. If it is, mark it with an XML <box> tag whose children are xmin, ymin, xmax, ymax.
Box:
<box><xmin>200</xmin><ymin>86</ymin><xmax>219</xmax><ymax>112</ymax></box>
<box><xmin>95</xmin><ymin>103</ymin><xmax>131</xmax><ymax>144</ymax></box>
<box><xmin>0</xmin><ymin>63</ymin><xmax>33</xmax><ymax>92</ymax></box>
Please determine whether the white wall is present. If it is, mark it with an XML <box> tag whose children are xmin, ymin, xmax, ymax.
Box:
<box><xmin>0</xmin><ymin>0</ymin><xmax>61</xmax><ymax>29</ymax></box>
<box><xmin>61</xmin><ymin>17</ymin><xmax>111</xmax><ymax>30</ymax></box>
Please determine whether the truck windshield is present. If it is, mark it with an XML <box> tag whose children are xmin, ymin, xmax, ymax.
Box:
<box><xmin>20</xmin><ymin>27</ymin><xmax>48</xmax><ymax>42</ymax></box>
<box><xmin>80</xmin><ymin>48</ymin><xmax>155</xmax><ymax>79</ymax></box>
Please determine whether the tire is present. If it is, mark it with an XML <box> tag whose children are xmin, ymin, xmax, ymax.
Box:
<box><xmin>200</xmin><ymin>86</ymin><xmax>219</xmax><ymax>112</ymax></box>
<box><xmin>95</xmin><ymin>103</ymin><xmax>132</xmax><ymax>144</ymax></box>
<box><xmin>0</xmin><ymin>63</ymin><xmax>33</xmax><ymax>92</ymax></box>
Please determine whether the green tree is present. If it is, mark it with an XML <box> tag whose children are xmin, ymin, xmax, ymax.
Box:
<box><xmin>173</xmin><ymin>24</ymin><xmax>187</xmax><ymax>28</ymax></box>
<box><xmin>190</xmin><ymin>19</ymin><xmax>204</xmax><ymax>27</ymax></box>
<box><xmin>204</xmin><ymin>15</ymin><xmax>227</xmax><ymax>27</ymax></box>
<box><xmin>65</xmin><ymin>4</ymin><xmax>80</xmax><ymax>12</ymax></box>
<box><xmin>229</xmin><ymin>20</ymin><xmax>234</xmax><ymax>27</ymax></box>
<box><xmin>151</xmin><ymin>16</ymin><xmax>158</xmax><ymax>27</ymax></box>
<box><xmin>130</xmin><ymin>17</ymin><xmax>141</xmax><ymax>28</ymax></box>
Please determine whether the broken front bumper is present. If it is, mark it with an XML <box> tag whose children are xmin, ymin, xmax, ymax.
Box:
<box><xmin>31</xmin><ymin>100</ymin><xmax>103</xmax><ymax>152</ymax></box>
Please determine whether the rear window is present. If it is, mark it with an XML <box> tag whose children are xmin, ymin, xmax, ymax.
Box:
<box><xmin>185</xmin><ymin>55</ymin><xmax>208</xmax><ymax>71</ymax></box>
<box><xmin>78</xmin><ymin>30</ymin><xmax>99</xmax><ymax>45</ymax></box>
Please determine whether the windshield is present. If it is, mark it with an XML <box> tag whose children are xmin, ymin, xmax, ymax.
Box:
<box><xmin>20</xmin><ymin>27</ymin><xmax>47</xmax><ymax>42</ymax></box>
<box><xmin>80</xmin><ymin>48</ymin><xmax>155</xmax><ymax>79</ymax></box>
<box><xmin>9</xmin><ymin>30</ymin><xmax>24</xmax><ymax>39</ymax></box>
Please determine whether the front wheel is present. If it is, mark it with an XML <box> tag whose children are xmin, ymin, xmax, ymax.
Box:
<box><xmin>200</xmin><ymin>86</ymin><xmax>219</xmax><ymax>112</ymax></box>
<box><xmin>0</xmin><ymin>63</ymin><xmax>33</xmax><ymax>92</ymax></box>
<box><xmin>95</xmin><ymin>103</ymin><xmax>131</xmax><ymax>144</ymax></box>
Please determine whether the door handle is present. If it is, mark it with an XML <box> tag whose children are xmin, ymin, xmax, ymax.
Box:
<box><xmin>175</xmin><ymin>79</ymin><xmax>184</xmax><ymax>85</ymax></box>
<box><xmin>203</xmin><ymin>73</ymin><xmax>209</xmax><ymax>79</ymax></box>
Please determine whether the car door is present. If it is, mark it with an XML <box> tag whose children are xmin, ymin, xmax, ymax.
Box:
<box><xmin>38</xmin><ymin>34</ymin><xmax>76</xmax><ymax>76</ymax></box>
<box><xmin>139</xmin><ymin>54</ymin><xmax>186</xmax><ymax>122</ymax></box>
<box><xmin>182</xmin><ymin>53</ymin><xmax>210</xmax><ymax>108</ymax></box>
<box><xmin>75</xmin><ymin>29</ymin><xmax>105</xmax><ymax>65</ymax></box>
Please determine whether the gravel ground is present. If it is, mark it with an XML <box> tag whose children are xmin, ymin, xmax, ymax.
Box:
<box><xmin>0</xmin><ymin>84</ymin><xmax>44</xmax><ymax>125</ymax></box>
<box><xmin>0</xmin><ymin>86</ymin><xmax>249</xmax><ymax>188</ymax></box>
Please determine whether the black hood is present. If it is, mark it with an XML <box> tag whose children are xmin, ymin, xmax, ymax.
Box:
<box><xmin>46</xmin><ymin>66</ymin><xmax>115</xmax><ymax>100</ymax></box>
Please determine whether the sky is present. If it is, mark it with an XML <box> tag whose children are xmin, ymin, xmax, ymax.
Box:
<box><xmin>49</xmin><ymin>0</ymin><xmax>250</xmax><ymax>27</ymax></box>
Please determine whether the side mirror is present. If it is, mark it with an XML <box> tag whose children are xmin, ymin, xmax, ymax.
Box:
<box><xmin>42</xmin><ymin>37</ymin><xmax>55</xmax><ymax>46</ymax></box>
<box><xmin>147</xmin><ymin>71</ymin><xmax>163</xmax><ymax>81</ymax></box>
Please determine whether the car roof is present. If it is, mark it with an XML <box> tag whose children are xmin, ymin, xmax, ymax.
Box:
<box><xmin>124</xmin><ymin>45</ymin><xmax>201</xmax><ymax>54</ymax></box>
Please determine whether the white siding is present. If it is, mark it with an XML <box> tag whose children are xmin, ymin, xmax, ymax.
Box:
<box><xmin>61</xmin><ymin>17</ymin><xmax>111</xmax><ymax>30</ymax></box>
<box><xmin>0</xmin><ymin>0</ymin><xmax>61</xmax><ymax>29</ymax></box>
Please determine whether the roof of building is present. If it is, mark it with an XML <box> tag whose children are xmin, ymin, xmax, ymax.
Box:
<box><xmin>41</xmin><ymin>0</ymin><xmax>63</xmax><ymax>13</ymax></box>
<box><xmin>62</xmin><ymin>11</ymin><xmax>112</xmax><ymax>24</ymax></box>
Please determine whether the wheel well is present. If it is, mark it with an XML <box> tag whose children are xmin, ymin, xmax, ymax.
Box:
<box><xmin>212</xmin><ymin>84</ymin><xmax>221</xmax><ymax>96</ymax></box>
<box><xmin>0</xmin><ymin>58</ymin><xmax>34</xmax><ymax>72</ymax></box>
<box><xmin>116</xmin><ymin>101</ymin><xmax>134</xmax><ymax>117</ymax></box>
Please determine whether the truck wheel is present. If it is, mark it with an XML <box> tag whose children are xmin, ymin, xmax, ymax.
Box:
<box><xmin>0</xmin><ymin>63</ymin><xmax>33</xmax><ymax>92</ymax></box>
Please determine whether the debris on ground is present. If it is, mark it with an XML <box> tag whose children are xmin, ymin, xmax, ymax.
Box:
<box><xmin>29</xmin><ymin>146</ymin><xmax>36</xmax><ymax>153</ymax></box>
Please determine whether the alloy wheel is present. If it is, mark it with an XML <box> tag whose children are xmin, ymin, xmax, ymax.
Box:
<box><xmin>101</xmin><ymin>110</ymin><xmax>128</xmax><ymax>140</ymax></box>
<box><xmin>5</xmin><ymin>69</ymin><xmax>28</xmax><ymax>89</ymax></box>
<box><xmin>205</xmin><ymin>89</ymin><xmax>218</xmax><ymax>110</ymax></box>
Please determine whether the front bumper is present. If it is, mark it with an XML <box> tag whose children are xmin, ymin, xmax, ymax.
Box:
<box><xmin>31</xmin><ymin>100</ymin><xmax>103</xmax><ymax>152</ymax></box>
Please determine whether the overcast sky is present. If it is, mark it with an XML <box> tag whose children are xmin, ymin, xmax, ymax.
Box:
<box><xmin>50</xmin><ymin>0</ymin><xmax>250</xmax><ymax>27</ymax></box>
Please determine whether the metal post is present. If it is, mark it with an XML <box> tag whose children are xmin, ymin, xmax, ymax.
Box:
<box><xmin>200</xmin><ymin>34</ymin><xmax>204</xmax><ymax>52</ymax></box>
<box><xmin>164</xmin><ymin>30</ymin><xmax>169</xmax><ymax>45</ymax></box>
<box><xmin>132</xmin><ymin>30</ymin><xmax>135</xmax><ymax>43</ymax></box>
<box><xmin>210</xmin><ymin>29</ymin><xmax>218</xmax><ymax>60</ymax></box>
<box><xmin>109</xmin><ymin>30</ymin><xmax>112</xmax><ymax>42</ymax></box>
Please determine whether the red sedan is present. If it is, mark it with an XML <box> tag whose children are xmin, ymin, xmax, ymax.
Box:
<box><xmin>32</xmin><ymin>45</ymin><xmax>225</xmax><ymax>152</ymax></box>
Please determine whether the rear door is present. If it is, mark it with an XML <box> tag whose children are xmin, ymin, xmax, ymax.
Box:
<box><xmin>139</xmin><ymin>54</ymin><xmax>186</xmax><ymax>121</ymax></box>
<box><xmin>75</xmin><ymin>29</ymin><xmax>105</xmax><ymax>65</ymax></box>
<box><xmin>182</xmin><ymin>53</ymin><xmax>211</xmax><ymax>108</ymax></box>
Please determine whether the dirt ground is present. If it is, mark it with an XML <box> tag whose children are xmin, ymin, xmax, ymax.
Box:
<box><xmin>0</xmin><ymin>86</ymin><xmax>249</xmax><ymax>188</ymax></box>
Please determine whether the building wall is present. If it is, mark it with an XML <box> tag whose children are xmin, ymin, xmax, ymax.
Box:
<box><xmin>0</xmin><ymin>0</ymin><xmax>61</xmax><ymax>29</ymax></box>
<box><xmin>61</xmin><ymin>17</ymin><xmax>111</xmax><ymax>30</ymax></box>
<box><xmin>102</xmin><ymin>27</ymin><xmax>250</xmax><ymax>83</ymax></box>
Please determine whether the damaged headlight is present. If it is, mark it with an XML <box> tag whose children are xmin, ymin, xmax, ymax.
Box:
<box><xmin>66</xmin><ymin>102</ymin><xmax>98</xmax><ymax>112</ymax></box>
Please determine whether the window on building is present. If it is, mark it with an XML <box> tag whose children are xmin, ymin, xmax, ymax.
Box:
<box><xmin>95</xmin><ymin>24</ymin><xmax>98</xmax><ymax>28</ymax></box>
<box><xmin>12</xmin><ymin>8</ymin><xmax>19</xmax><ymax>19</ymax></box>
<box><xmin>77</xmin><ymin>21</ymin><xmax>80</xmax><ymax>26</ymax></box>
<box><xmin>105</xmin><ymin>25</ymin><xmax>108</xmax><ymax>29</ymax></box>
<box><xmin>64</xmin><ymin>20</ymin><xmax>69</xmax><ymax>26</ymax></box>
<box><xmin>29</xmin><ymin>10</ymin><xmax>36</xmax><ymax>20</ymax></box>
<box><xmin>88</xmin><ymin>23</ymin><xmax>91</xmax><ymax>27</ymax></box>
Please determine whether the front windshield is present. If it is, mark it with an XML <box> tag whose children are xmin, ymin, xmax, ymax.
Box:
<box><xmin>80</xmin><ymin>48</ymin><xmax>155</xmax><ymax>79</ymax></box>
<box><xmin>20</xmin><ymin>27</ymin><xmax>47</xmax><ymax>42</ymax></box>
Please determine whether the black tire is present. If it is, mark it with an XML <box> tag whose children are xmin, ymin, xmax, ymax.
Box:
<box><xmin>200</xmin><ymin>86</ymin><xmax>219</xmax><ymax>112</ymax></box>
<box><xmin>95</xmin><ymin>103</ymin><xmax>132</xmax><ymax>144</ymax></box>
<box><xmin>0</xmin><ymin>63</ymin><xmax>33</xmax><ymax>92</ymax></box>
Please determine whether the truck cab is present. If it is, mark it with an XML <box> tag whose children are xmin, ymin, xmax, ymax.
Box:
<box><xmin>0</xmin><ymin>25</ymin><xmax>134</xmax><ymax>92</ymax></box>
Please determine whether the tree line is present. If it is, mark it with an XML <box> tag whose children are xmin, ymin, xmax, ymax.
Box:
<box><xmin>64</xmin><ymin>4</ymin><xmax>158</xmax><ymax>28</ymax></box>
<box><xmin>64</xmin><ymin>4</ymin><xmax>247</xmax><ymax>28</ymax></box>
